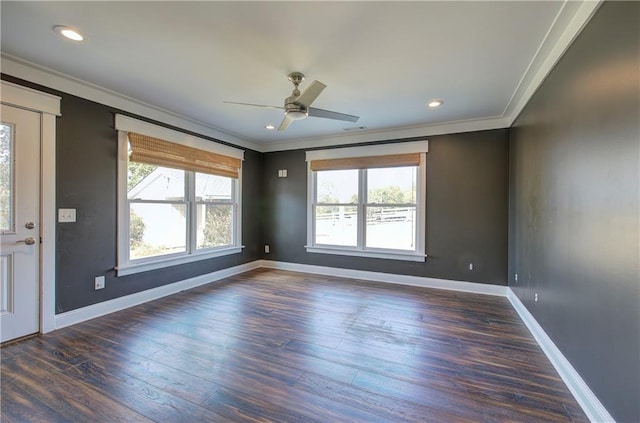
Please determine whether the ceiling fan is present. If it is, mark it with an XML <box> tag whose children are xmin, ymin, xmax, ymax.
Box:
<box><xmin>224</xmin><ymin>72</ymin><xmax>359</xmax><ymax>131</ymax></box>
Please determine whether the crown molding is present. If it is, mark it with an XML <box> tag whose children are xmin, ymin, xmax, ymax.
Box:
<box><xmin>1</xmin><ymin>54</ymin><xmax>509</xmax><ymax>153</ymax></box>
<box><xmin>503</xmin><ymin>0</ymin><xmax>603</xmax><ymax>124</ymax></box>
<box><xmin>1</xmin><ymin>54</ymin><xmax>263</xmax><ymax>153</ymax></box>
<box><xmin>261</xmin><ymin>116</ymin><xmax>510</xmax><ymax>152</ymax></box>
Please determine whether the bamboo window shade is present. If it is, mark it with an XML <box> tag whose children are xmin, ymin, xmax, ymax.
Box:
<box><xmin>310</xmin><ymin>153</ymin><xmax>421</xmax><ymax>171</ymax></box>
<box><xmin>128</xmin><ymin>132</ymin><xmax>241</xmax><ymax>178</ymax></box>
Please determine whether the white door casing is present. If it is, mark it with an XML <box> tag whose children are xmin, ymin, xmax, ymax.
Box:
<box><xmin>1</xmin><ymin>105</ymin><xmax>41</xmax><ymax>342</ymax></box>
<box><xmin>1</xmin><ymin>80</ymin><xmax>60</xmax><ymax>339</ymax></box>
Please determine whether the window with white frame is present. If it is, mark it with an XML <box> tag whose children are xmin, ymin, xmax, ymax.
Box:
<box><xmin>115</xmin><ymin>115</ymin><xmax>244</xmax><ymax>276</ymax></box>
<box><xmin>306</xmin><ymin>141</ymin><xmax>428</xmax><ymax>262</ymax></box>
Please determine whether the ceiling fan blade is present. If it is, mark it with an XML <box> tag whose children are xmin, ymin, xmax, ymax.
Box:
<box><xmin>294</xmin><ymin>80</ymin><xmax>326</xmax><ymax>107</ymax></box>
<box><xmin>223</xmin><ymin>101</ymin><xmax>283</xmax><ymax>110</ymax></box>
<box><xmin>278</xmin><ymin>115</ymin><xmax>294</xmax><ymax>131</ymax></box>
<box><xmin>308</xmin><ymin>107</ymin><xmax>359</xmax><ymax>123</ymax></box>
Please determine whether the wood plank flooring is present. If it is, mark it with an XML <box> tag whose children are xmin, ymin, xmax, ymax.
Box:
<box><xmin>1</xmin><ymin>269</ymin><xmax>588</xmax><ymax>422</ymax></box>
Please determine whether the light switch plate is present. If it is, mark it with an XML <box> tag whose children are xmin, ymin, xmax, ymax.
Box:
<box><xmin>58</xmin><ymin>208</ymin><xmax>76</xmax><ymax>223</ymax></box>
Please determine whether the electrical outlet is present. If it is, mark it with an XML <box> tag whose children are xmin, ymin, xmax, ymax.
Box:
<box><xmin>468</xmin><ymin>263</ymin><xmax>474</xmax><ymax>271</ymax></box>
<box><xmin>534</xmin><ymin>292</ymin><xmax>539</xmax><ymax>303</ymax></box>
<box><xmin>95</xmin><ymin>276</ymin><xmax>105</xmax><ymax>290</ymax></box>
<box><xmin>514</xmin><ymin>273</ymin><xmax>518</xmax><ymax>282</ymax></box>
<box><xmin>264</xmin><ymin>245</ymin><xmax>270</xmax><ymax>253</ymax></box>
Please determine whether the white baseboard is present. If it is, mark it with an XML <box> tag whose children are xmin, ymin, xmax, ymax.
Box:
<box><xmin>507</xmin><ymin>288</ymin><xmax>615</xmax><ymax>423</ymax></box>
<box><xmin>258</xmin><ymin>259</ymin><xmax>508</xmax><ymax>296</ymax></box>
<box><xmin>54</xmin><ymin>261</ymin><xmax>261</xmax><ymax>330</ymax></box>
<box><xmin>55</xmin><ymin>259</ymin><xmax>505</xmax><ymax>330</ymax></box>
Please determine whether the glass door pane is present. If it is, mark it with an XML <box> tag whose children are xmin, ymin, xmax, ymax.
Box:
<box><xmin>0</xmin><ymin>123</ymin><xmax>14</xmax><ymax>233</ymax></box>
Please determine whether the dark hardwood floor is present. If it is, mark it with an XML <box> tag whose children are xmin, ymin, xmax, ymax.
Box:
<box><xmin>1</xmin><ymin>268</ymin><xmax>588</xmax><ymax>422</ymax></box>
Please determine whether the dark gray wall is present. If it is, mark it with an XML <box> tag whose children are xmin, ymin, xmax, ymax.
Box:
<box><xmin>264</xmin><ymin>129</ymin><xmax>510</xmax><ymax>285</ymax></box>
<box><xmin>509</xmin><ymin>2</ymin><xmax>639</xmax><ymax>421</ymax></box>
<box><xmin>2</xmin><ymin>75</ymin><xmax>265</xmax><ymax>313</ymax></box>
<box><xmin>6</xmin><ymin>3</ymin><xmax>635</xmax><ymax>417</ymax></box>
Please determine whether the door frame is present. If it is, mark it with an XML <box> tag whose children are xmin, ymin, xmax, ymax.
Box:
<box><xmin>1</xmin><ymin>80</ymin><xmax>60</xmax><ymax>334</ymax></box>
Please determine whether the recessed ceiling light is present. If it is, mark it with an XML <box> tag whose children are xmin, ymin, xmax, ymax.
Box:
<box><xmin>54</xmin><ymin>26</ymin><xmax>84</xmax><ymax>42</ymax></box>
<box><xmin>427</xmin><ymin>99</ymin><xmax>444</xmax><ymax>108</ymax></box>
<box><xmin>265</xmin><ymin>124</ymin><xmax>275</xmax><ymax>130</ymax></box>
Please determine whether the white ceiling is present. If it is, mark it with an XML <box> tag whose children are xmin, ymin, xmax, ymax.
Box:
<box><xmin>1</xmin><ymin>1</ymin><xmax>600</xmax><ymax>152</ymax></box>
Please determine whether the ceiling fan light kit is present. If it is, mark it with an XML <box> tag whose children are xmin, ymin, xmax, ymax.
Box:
<box><xmin>224</xmin><ymin>71</ymin><xmax>359</xmax><ymax>132</ymax></box>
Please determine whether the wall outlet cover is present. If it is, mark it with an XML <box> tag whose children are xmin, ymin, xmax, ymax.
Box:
<box><xmin>95</xmin><ymin>276</ymin><xmax>105</xmax><ymax>290</ymax></box>
<box><xmin>58</xmin><ymin>208</ymin><xmax>76</xmax><ymax>223</ymax></box>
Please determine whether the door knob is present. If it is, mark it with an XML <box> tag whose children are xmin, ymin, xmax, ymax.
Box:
<box><xmin>16</xmin><ymin>237</ymin><xmax>36</xmax><ymax>246</ymax></box>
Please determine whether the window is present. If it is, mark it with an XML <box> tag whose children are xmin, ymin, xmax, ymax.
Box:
<box><xmin>116</xmin><ymin>115</ymin><xmax>244</xmax><ymax>276</ymax></box>
<box><xmin>306</xmin><ymin>141</ymin><xmax>428</xmax><ymax>262</ymax></box>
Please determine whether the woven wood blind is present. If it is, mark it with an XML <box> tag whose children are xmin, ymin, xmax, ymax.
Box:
<box><xmin>310</xmin><ymin>153</ymin><xmax>421</xmax><ymax>171</ymax></box>
<box><xmin>128</xmin><ymin>132</ymin><xmax>241</xmax><ymax>178</ymax></box>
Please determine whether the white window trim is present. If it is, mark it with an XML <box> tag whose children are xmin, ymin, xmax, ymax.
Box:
<box><xmin>115</xmin><ymin>115</ymin><xmax>244</xmax><ymax>276</ymax></box>
<box><xmin>305</xmin><ymin>140</ymin><xmax>428</xmax><ymax>262</ymax></box>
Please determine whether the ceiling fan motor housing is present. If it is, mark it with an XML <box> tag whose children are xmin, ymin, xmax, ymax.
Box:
<box><xmin>284</xmin><ymin>94</ymin><xmax>308</xmax><ymax>120</ymax></box>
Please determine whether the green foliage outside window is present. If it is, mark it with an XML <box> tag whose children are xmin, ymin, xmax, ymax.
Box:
<box><xmin>128</xmin><ymin>162</ymin><xmax>156</xmax><ymax>191</ymax></box>
<box><xmin>202</xmin><ymin>205</ymin><xmax>232</xmax><ymax>247</ymax></box>
<box><xmin>130</xmin><ymin>210</ymin><xmax>145</xmax><ymax>246</ymax></box>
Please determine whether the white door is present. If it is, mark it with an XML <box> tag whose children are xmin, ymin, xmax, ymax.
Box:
<box><xmin>0</xmin><ymin>104</ymin><xmax>41</xmax><ymax>343</ymax></box>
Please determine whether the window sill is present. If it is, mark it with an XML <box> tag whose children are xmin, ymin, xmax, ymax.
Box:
<box><xmin>116</xmin><ymin>246</ymin><xmax>244</xmax><ymax>276</ymax></box>
<box><xmin>305</xmin><ymin>246</ymin><xmax>426</xmax><ymax>262</ymax></box>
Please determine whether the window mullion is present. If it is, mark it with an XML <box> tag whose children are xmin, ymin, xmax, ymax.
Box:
<box><xmin>125</xmin><ymin>199</ymin><xmax>132</xmax><ymax>264</ymax></box>
<box><xmin>358</xmin><ymin>169</ymin><xmax>366</xmax><ymax>249</ymax></box>
<box><xmin>187</xmin><ymin>171</ymin><xmax>196</xmax><ymax>254</ymax></box>
<box><xmin>232</xmin><ymin>179</ymin><xmax>238</xmax><ymax>245</ymax></box>
<box><xmin>311</xmin><ymin>171</ymin><xmax>318</xmax><ymax>247</ymax></box>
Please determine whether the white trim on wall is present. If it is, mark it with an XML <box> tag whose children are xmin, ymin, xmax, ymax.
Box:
<box><xmin>40</xmin><ymin>111</ymin><xmax>58</xmax><ymax>333</ymax></box>
<box><xmin>305</xmin><ymin>140</ymin><xmax>429</xmax><ymax>161</ymax></box>
<box><xmin>0</xmin><ymin>80</ymin><xmax>61</xmax><ymax>334</ymax></box>
<box><xmin>55</xmin><ymin>261</ymin><xmax>261</xmax><ymax>329</ymax></box>
<box><xmin>260</xmin><ymin>260</ymin><xmax>507</xmax><ymax>296</ymax></box>
<box><xmin>503</xmin><ymin>0</ymin><xmax>603</xmax><ymax>123</ymax></box>
<box><xmin>54</xmin><ymin>259</ymin><xmax>508</xmax><ymax>329</ymax></box>
<box><xmin>263</xmin><ymin>117</ymin><xmax>508</xmax><ymax>153</ymax></box>
<box><xmin>0</xmin><ymin>80</ymin><xmax>61</xmax><ymax>115</ymax></box>
<box><xmin>507</xmin><ymin>288</ymin><xmax>615</xmax><ymax>423</ymax></box>
<box><xmin>1</xmin><ymin>54</ymin><xmax>262</xmax><ymax>153</ymax></box>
